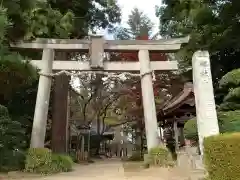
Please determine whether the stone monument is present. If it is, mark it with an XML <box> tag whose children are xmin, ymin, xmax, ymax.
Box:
<box><xmin>192</xmin><ymin>51</ymin><xmax>219</xmax><ymax>154</ymax></box>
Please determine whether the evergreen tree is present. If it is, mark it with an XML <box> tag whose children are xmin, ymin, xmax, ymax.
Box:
<box><xmin>114</xmin><ymin>8</ymin><xmax>154</xmax><ymax>40</ymax></box>
<box><xmin>0</xmin><ymin>105</ymin><xmax>26</xmax><ymax>171</ymax></box>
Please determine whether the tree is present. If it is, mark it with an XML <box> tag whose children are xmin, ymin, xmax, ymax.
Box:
<box><xmin>114</xmin><ymin>8</ymin><xmax>154</xmax><ymax>40</ymax></box>
<box><xmin>70</xmin><ymin>73</ymin><xmax>135</xmax><ymax>155</ymax></box>
<box><xmin>0</xmin><ymin>6</ymin><xmax>38</xmax><ymax>103</ymax></box>
<box><xmin>4</xmin><ymin>0</ymin><xmax>121</xmax><ymax>40</ymax></box>
<box><xmin>158</xmin><ymin>2</ymin><xmax>240</xmax><ymax>153</ymax></box>
<box><xmin>0</xmin><ymin>0</ymin><xmax>75</xmax><ymax>103</ymax></box>
<box><xmin>1</xmin><ymin>0</ymin><xmax>122</xmax><ymax>151</ymax></box>
<box><xmin>70</xmin><ymin>74</ymin><xmax>125</xmax><ymax>127</ymax></box>
<box><xmin>2</xmin><ymin>0</ymin><xmax>35</xmax><ymax>41</ymax></box>
<box><xmin>112</xmin><ymin>8</ymin><xmax>185</xmax><ymax>153</ymax></box>
<box><xmin>157</xmin><ymin>0</ymin><xmax>240</xmax><ymax>85</ymax></box>
<box><xmin>48</xmin><ymin>0</ymin><xmax>121</xmax><ymax>37</ymax></box>
<box><xmin>114</xmin><ymin>7</ymin><xmax>183</xmax><ymax>101</ymax></box>
<box><xmin>217</xmin><ymin>69</ymin><xmax>240</xmax><ymax>111</ymax></box>
<box><xmin>0</xmin><ymin>105</ymin><xmax>26</xmax><ymax>171</ymax></box>
<box><xmin>2</xmin><ymin>0</ymin><xmax>75</xmax><ymax>42</ymax></box>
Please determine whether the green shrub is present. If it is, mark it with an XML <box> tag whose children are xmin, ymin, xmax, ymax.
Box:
<box><xmin>218</xmin><ymin>111</ymin><xmax>240</xmax><ymax>133</ymax></box>
<box><xmin>52</xmin><ymin>154</ymin><xmax>73</xmax><ymax>172</ymax></box>
<box><xmin>0</xmin><ymin>105</ymin><xmax>26</xmax><ymax>172</ymax></box>
<box><xmin>69</xmin><ymin>150</ymin><xmax>78</xmax><ymax>163</ymax></box>
<box><xmin>0</xmin><ymin>105</ymin><xmax>26</xmax><ymax>150</ymax></box>
<box><xmin>25</xmin><ymin>148</ymin><xmax>52</xmax><ymax>173</ymax></box>
<box><xmin>0</xmin><ymin>150</ymin><xmax>26</xmax><ymax>172</ymax></box>
<box><xmin>204</xmin><ymin>133</ymin><xmax>240</xmax><ymax>180</ymax></box>
<box><xmin>127</xmin><ymin>151</ymin><xmax>143</xmax><ymax>161</ymax></box>
<box><xmin>25</xmin><ymin>148</ymin><xmax>73</xmax><ymax>174</ymax></box>
<box><xmin>0</xmin><ymin>105</ymin><xmax>8</xmax><ymax>117</ymax></box>
<box><xmin>184</xmin><ymin>111</ymin><xmax>240</xmax><ymax>142</ymax></box>
<box><xmin>184</xmin><ymin>118</ymin><xmax>198</xmax><ymax>142</ymax></box>
<box><xmin>148</xmin><ymin>146</ymin><xmax>174</xmax><ymax>167</ymax></box>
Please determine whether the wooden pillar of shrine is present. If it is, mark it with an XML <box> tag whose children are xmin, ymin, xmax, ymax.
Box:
<box><xmin>173</xmin><ymin>120</ymin><xmax>179</xmax><ymax>151</ymax></box>
<box><xmin>179</xmin><ymin>127</ymin><xmax>185</xmax><ymax>146</ymax></box>
<box><xmin>51</xmin><ymin>52</ymin><xmax>70</xmax><ymax>153</ymax></box>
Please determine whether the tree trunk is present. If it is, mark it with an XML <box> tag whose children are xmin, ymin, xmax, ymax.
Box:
<box><xmin>51</xmin><ymin>51</ymin><xmax>70</xmax><ymax>153</ymax></box>
<box><xmin>51</xmin><ymin>74</ymin><xmax>69</xmax><ymax>153</ymax></box>
<box><xmin>95</xmin><ymin>118</ymin><xmax>101</xmax><ymax>156</ymax></box>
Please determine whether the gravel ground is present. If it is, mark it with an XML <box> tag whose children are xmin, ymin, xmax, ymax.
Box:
<box><xmin>1</xmin><ymin>159</ymin><xmax>205</xmax><ymax>180</ymax></box>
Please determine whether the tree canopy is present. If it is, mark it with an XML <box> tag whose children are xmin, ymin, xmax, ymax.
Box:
<box><xmin>48</xmin><ymin>0</ymin><xmax>121</xmax><ymax>37</ymax></box>
<box><xmin>0</xmin><ymin>0</ymin><xmax>122</xmax><ymax>102</ymax></box>
<box><xmin>3</xmin><ymin>0</ymin><xmax>121</xmax><ymax>41</ymax></box>
<box><xmin>157</xmin><ymin>0</ymin><xmax>240</xmax><ymax>84</ymax></box>
<box><xmin>114</xmin><ymin>8</ymin><xmax>154</xmax><ymax>40</ymax></box>
<box><xmin>112</xmin><ymin>8</ymin><xmax>184</xmax><ymax>125</ymax></box>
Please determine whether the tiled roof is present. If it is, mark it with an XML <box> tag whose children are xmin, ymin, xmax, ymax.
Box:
<box><xmin>160</xmin><ymin>82</ymin><xmax>195</xmax><ymax>116</ymax></box>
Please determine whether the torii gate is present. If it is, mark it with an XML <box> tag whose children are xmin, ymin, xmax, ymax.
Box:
<box><xmin>12</xmin><ymin>36</ymin><xmax>190</xmax><ymax>152</ymax></box>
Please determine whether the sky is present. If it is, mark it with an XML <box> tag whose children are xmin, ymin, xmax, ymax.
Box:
<box><xmin>101</xmin><ymin>0</ymin><xmax>163</xmax><ymax>39</ymax></box>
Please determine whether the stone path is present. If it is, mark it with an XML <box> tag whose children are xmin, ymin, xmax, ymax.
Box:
<box><xmin>3</xmin><ymin>158</ymin><xmax>205</xmax><ymax>180</ymax></box>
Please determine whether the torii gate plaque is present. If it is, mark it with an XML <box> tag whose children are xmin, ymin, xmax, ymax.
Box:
<box><xmin>12</xmin><ymin>36</ymin><xmax>189</xmax><ymax>152</ymax></box>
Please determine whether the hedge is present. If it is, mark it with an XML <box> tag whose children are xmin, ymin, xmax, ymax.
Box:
<box><xmin>144</xmin><ymin>146</ymin><xmax>174</xmax><ymax>167</ymax></box>
<box><xmin>204</xmin><ymin>133</ymin><xmax>240</xmax><ymax>180</ymax></box>
<box><xmin>127</xmin><ymin>151</ymin><xmax>143</xmax><ymax>161</ymax></box>
<box><xmin>183</xmin><ymin>118</ymin><xmax>198</xmax><ymax>142</ymax></box>
<box><xmin>184</xmin><ymin>110</ymin><xmax>240</xmax><ymax>142</ymax></box>
<box><xmin>25</xmin><ymin>148</ymin><xmax>73</xmax><ymax>174</ymax></box>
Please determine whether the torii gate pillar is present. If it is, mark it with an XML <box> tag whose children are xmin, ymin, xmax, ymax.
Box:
<box><xmin>139</xmin><ymin>50</ymin><xmax>159</xmax><ymax>150</ymax></box>
<box><xmin>30</xmin><ymin>49</ymin><xmax>54</xmax><ymax>148</ymax></box>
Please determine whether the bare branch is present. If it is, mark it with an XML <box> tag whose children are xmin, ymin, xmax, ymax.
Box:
<box><xmin>69</xmin><ymin>86</ymin><xmax>85</xmax><ymax>100</ymax></box>
<box><xmin>82</xmin><ymin>92</ymin><xmax>95</xmax><ymax>121</ymax></box>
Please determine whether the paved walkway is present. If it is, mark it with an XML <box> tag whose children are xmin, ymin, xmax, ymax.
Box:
<box><xmin>4</xmin><ymin>158</ymin><xmax>204</xmax><ymax>180</ymax></box>
<box><xmin>44</xmin><ymin>159</ymin><xmax>126</xmax><ymax>180</ymax></box>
